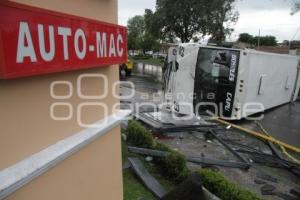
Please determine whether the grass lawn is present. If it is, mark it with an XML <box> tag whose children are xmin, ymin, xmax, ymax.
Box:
<box><xmin>131</xmin><ymin>57</ymin><xmax>164</xmax><ymax>66</ymax></box>
<box><xmin>123</xmin><ymin>170</ymin><xmax>156</xmax><ymax>200</ymax></box>
<box><xmin>122</xmin><ymin>141</ymin><xmax>174</xmax><ymax>200</ymax></box>
<box><xmin>122</xmin><ymin>141</ymin><xmax>156</xmax><ymax>200</ymax></box>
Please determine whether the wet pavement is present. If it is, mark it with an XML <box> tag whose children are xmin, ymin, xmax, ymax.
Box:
<box><xmin>120</xmin><ymin>63</ymin><xmax>163</xmax><ymax>112</ymax></box>
<box><xmin>236</xmin><ymin>101</ymin><xmax>300</xmax><ymax>150</ymax></box>
<box><xmin>133</xmin><ymin>63</ymin><xmax>163</xmax><ymax>82</ymax></box>
<box><xmin>259</xmin><ymin>101</ymin><xmax>300</xmax><ymax>148</ymax></box>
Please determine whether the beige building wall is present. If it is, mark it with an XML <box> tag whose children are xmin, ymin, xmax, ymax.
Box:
<box><xmin>0</xmin><ymin>0</ymin><xmax>123</xmax><ymax>199</ymax></box>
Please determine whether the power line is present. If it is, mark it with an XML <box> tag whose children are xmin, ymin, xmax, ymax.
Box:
<box><xmin>290</xmin><ymin>26</ymin><xmax>300</xmax><ymax>41</ymax></box>
<box><xmin>289</xmin><ymin>26</ymin><xmax>300</xmax><ymax>49</ymax></box>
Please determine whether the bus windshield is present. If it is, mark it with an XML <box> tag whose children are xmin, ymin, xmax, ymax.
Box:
<box><xmin>194</xmin><ymin>47</ymin><xmax>240</xmax><ymax>117</ymax></box>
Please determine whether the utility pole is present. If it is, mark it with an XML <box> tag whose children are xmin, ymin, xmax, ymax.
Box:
<box><xmin>257</xmin><ymin>29</ymin><xmax>261</xmax><ymax>49</ymax></box>
<box><xmin>289</xmin><ymin>26</ymin><xmax>300</xmax><ymax>50</ymax></box>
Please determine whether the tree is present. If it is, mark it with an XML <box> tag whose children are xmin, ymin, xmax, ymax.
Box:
<box><xmin>140</xmin><ymin>33</ymin><xmax>160</xmax><ymax>53</ymax></box>
<box><xmin>283</xmin><ymin>40</ymin><xmax>289</xmax><ymax>46</ymax></box>
<box><xmin>127</xmin><ymin>15</ymin><xmax>160</xmax><ymax>53</ymax></box>
<box><xmin>254</xmin><ymin>36</ymin><xmax>277</xmax><ymax>46</ymax></box>
<box><xmin>238</xmin><ymin>33</ymin><xmax>254</xmax><ymax>44</ymax></box>
<box><xmin>238</xmin><ymin>33</ymin><xmax>277</xmax><ymax>46</ymax></box>
<box><xmin>127</xmin><ymin>15</ymin><xmax>145</xmax><ymax>51</ymax></box>
<box><xmin>144</xmin><ymin>9</ymin><xmax>160</xmax><ymax>39</ymax></box>
<box><xmin>148</xmin><ymin>0</ymin><xmax>238</xmax><ymax>43</ymax></box>
<box><xmin>291</xmin><ymin>0</ymin><xmax>300</xmax><ymax>15</ymax></box>
<box><xmin>208</xmin><ymin>0</ymin><xmax>239</xmax><ymax>44</ymax></box>
<box><xmin>154</xmin><ymin>0</ymin><xmax>208</xmax><ymax>43</ymax></box>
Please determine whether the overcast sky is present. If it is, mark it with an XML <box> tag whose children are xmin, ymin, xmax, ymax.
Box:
<box><xmin>118</xmin><ymin>0</ymin><xmax>300</xmax><ymax>42</ymax></box>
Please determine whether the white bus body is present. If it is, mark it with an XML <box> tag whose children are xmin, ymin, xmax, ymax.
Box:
<box><xmin>163</xmin><ymin>43</ymin><xmax>300</xmax><ymax>120</ymax></box>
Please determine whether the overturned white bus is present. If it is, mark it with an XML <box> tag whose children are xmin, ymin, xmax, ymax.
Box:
<box><xmin>163</xmin><ymin>43</ymin><xmax>300</xmax><ymax>120</ymax></box>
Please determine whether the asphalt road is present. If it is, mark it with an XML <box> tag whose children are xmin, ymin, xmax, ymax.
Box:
<box><xmin>259</xmin><ymin>100</ymin><xmax>300</xmax><ymax>148</ymax></box>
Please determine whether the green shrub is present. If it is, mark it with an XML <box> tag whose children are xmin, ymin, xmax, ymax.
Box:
<box><xmin>126</xmin><ymin>120</ymin><xmax>155</xmax><ymax>148</ymax></box>
<box><xmin>155</xmin><ymin>150</ymin><xmax>190</xmax><ymax>183</ymax></box>
<box><xmin>198</xmin><ymin>169</ymin><xmax>262</xmax><ymax>200</ymax></box>
<box><xmin>154</xmin><ymin>142</ymin><xmax>190</xmax><ymax>183</ymax></box>
<box><xmin>126</xmin><ymin>120</ymin><xmax>190</xmax><ymax>183</ymax></box>
<box><xmin>155</xmin><ymin>142</ymin><xmax>174</xmax><ymax>152</ymax></box>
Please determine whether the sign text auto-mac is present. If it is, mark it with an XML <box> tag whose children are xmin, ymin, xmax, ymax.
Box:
<box><xmin>0</xmin><ymin>2</ymin><xmax>127</xmax><ymax>79</ymax></box>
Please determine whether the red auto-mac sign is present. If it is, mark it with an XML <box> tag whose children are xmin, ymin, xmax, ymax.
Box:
<box><xmin>0</xmin><ymin>2</ymin><xmax>127</xmax><ymax>79</ymax></box>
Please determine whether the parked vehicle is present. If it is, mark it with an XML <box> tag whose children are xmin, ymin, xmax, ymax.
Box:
<box><xmin>120</xmin><ymin>59</ymin><xmax>133</xmax><ymax>76</ymax></box>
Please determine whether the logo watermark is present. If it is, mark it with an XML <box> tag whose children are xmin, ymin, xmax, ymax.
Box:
<box><xmin>50</xmin><ymin>73</ymin><xmax>265</xmax><ymax>127</ymax></box>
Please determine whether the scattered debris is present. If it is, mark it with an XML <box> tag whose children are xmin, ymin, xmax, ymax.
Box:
<box><xmin>222</xmin><ymin>138</ymin><xmax>266</xmax><ymax>154</ymax></box>
<box><xmin>290</xmin><ymin>187</ymin><xmax>300</xmax><ymax>198</ymax></box>
<box><xmin>135</xmin><ymin>111</ymin><xmax>216</xmax><ymax>133</ymax></box>
<box><xmin>268</xmin><ymin>140</ymin><xmax>284</xmax><ymax>160</ymax></box>
<box><xmin>145</xmin><ymin>156</ymin><xmax>153</xmax><ymax>162</ymax></box>
<box><xmin>260</xmin><ymin>184</ymin><xmax>276</xmax><ymax>193</ymax></box>
<box><xmin>274</xmin><ymin>192</ymin><xmax>299</xmax><ymax>200</ymax></box>
<box><xmin>262</xmin><ymin>191</ymin><xmax>299</xmax><ymax>200</ymax></box>
<box><xmin>128</xmin><ymin>146</ymin><xmax>249</xmax><ymax>169</ymax></box>
<box><xmin>128</xmin><ymin>146</ymin><xmax>169</xmax><ymax>157</ymax></box>
<box><xmin>128</xmin><ymin>157</ymin><xmax>167</xmax><ymax>199</ymax></box>
<box><xmin>257</xmin><ymin>173</ymin><xmax>278</xmax><ymax>183</ymax></box>
<box><xmin>187</xmin><ymin>156</ymin><xmax>249</xmax><ymax>169</ymax></box>
<box><xmin>254</xmin><ymin>179</ymin><xmax>267</xmax><ymax>185</ymax></box>
<box><xmin>191</xmin><ymin>132</ymin><xmax>206</xmax><ymax>140</ymax></box>
<box><xmin>152</xmin><ymin>133</ymin><xmax>175</xmax><ymax>140</ymax></box>
<box><xmin>209</xmin><ymin>129</ymin><xmax>250</xmax><ymax>168</ymax></box>
<box><xmin>237</xmin><ymin>149</ymin><xmax>300</xmax><ymax>177</ymax></box>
